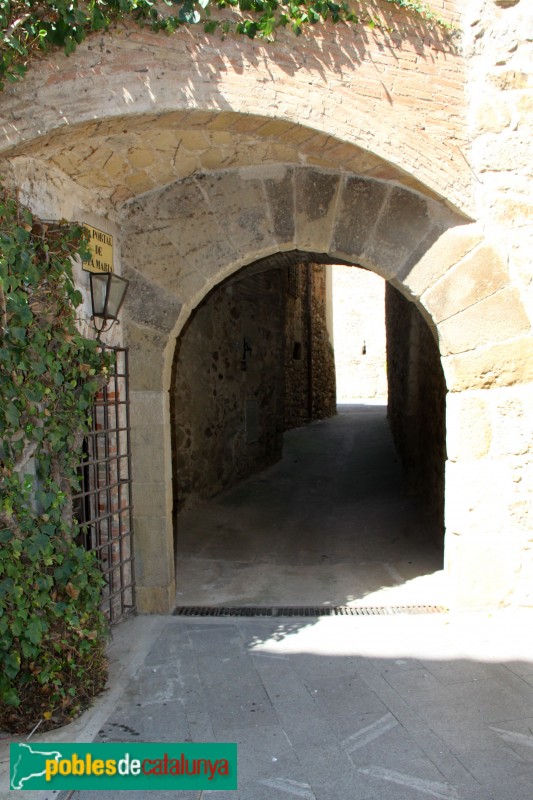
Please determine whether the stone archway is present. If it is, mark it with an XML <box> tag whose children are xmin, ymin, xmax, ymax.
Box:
<box><xmin>0</xmin><ymin>0</ymin><xmax>530</xmax><ymax>615</ymax></box>
<box><xmin>119</xmin><ymin>165</ymin><xmax>533</xmax><ymax>612</ymax></box>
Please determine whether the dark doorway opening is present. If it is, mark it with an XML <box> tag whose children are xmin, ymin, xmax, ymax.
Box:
<box><xmin>171</xmin><ymin>256</ymin><xmax>446</xmax><ymax>609</ymax></box>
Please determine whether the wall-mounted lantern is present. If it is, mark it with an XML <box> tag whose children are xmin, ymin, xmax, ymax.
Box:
<box><xmin>89</xmin><ymin>272</ymin><xmax>129</xmax><ymax>338</ymax></box>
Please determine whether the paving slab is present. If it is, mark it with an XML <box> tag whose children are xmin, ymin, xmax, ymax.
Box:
<box><xmin>175</xmin><ymin>405</ymin><xmax>448</xmax><ymax>609</ymax></box>
<box><xmin>3</xmin><ymin>611</ymin><xmax>533</xmax><ymax>800</ymax></box>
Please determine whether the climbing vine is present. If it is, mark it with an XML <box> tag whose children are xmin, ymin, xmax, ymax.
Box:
<box><xmin>0</xmin><ymin>0</ymin><xmax>451</xmax><ymax>90</ymax></box>
<box><xmin>0</xmin><ymin>186</ymin><xmax>110</xmax><ymax>733</ymax></box>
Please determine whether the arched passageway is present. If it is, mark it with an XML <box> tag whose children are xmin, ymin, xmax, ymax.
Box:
<box><xmin>0</xmin><ymin>4</ymin><xmax>531</xmax><ymax>615</ymax></box>
<box><xmin>117</xmin><ymin>164</ymin><xmax>531</xmax><ymax>613</ymax></box>
<box><xmin>175</xmin><ymin>405</ymin><xmax>446</xmax><ymax>607</ymax></box>
<box><xmin>171</xmin><ymin>255</ymin><xmax>447</xmax><ymax>607</ymax></box>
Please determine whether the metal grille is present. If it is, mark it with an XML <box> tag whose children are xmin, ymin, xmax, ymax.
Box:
<box><xmin>73</xmin><ymin>347</ymin><xmax>135</xmax><ymax>624</ymax></box>
<box><xmin>173</xmin><ymin>605</ymin><xmax>447</xmax><ymax>617</ymax></box>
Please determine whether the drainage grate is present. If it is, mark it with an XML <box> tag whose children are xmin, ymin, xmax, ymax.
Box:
<box><xmin>173</xmin><ymin>605</ymin><xmax>447</xmax><ymax>617</ymax></box>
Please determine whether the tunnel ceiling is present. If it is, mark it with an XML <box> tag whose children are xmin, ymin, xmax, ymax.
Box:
<box><xmin>222</xmin><ymin>251</ymin><xmax>356</xmax><ymax>287</ymax></box>
<box><xmin>3</xmin><ymin>110</ymin><xmax>448</xmax><ymax>212</ymax></box>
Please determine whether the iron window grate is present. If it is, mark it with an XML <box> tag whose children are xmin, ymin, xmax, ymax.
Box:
<box><xmin>72</xmin><ymin>347</ymin><xmax>135</xmax><ymax>625</ymax></box>
<box><xmin>173</xmin><ymin>605</ymin><xmax>447</xmax><ymax>617</ymax></box>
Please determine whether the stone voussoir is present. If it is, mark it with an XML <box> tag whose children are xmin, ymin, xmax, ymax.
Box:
<box><xmin>363</xmin><ymin>185</ymin><xmax>437</xmax><ymax>280</ymax></box>
<box><xmin>399</xmin><ymin>223</ymin><xmax>484</xmax><ymax>298</ymax></box>
<box><xmin>437</xmin><ymin>287</ymin><xmax>531</xmax><ymax>356</ymax></box>
<box><xmin>330</xmin><ymin>174</ymin><xmax>390</xmax><ymax>266</ymax></box>
<box><xmin>422</xmin><ymin>243</ymin><xmax>510</xmax><ymax>324</ymax></box>
<box><xmin>293</xmin><ymin>167</ymin><xmax>343</xmax><ymax>252</ymax></box>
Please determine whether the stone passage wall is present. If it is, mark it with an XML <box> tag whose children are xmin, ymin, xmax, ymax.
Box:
<box><xmin>386</xmin><ymin>284</ymin><xmax>446</xmax><ymax>536</ymax></box>
<box><xmin>284</xmin><ymin>264</ymin><xmax>337</xmax><ymax>430</ymax></box>
<box><xmin>333</xmin><ymin>266</ymin><xmax>387</xmax><ymax>403</ymax></box>
<box><xmin>172</xmin><ymin>269</ymin><xmax>285</xmax><ymax>510</ymax></box>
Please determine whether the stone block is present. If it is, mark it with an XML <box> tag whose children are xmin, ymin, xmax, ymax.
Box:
<box><xmin>133</xmin><ymin>515</ymin><xmax>174</xmax><ymax>586</ymax></box>
<box><xmin>123</xmin><ymin>265</ymin><xmax>182</xmax><ymax>333</ymax></box>
<box><xmin>399</xmin><ymin>224</ymin><xmax>484</xmax><ymax>298</ymax></box>
<box><xmin>205</xmin><ymin>169</ymin><xmax>278</xmax><ymax>258</ymax></box>
<box><xmin>129</xmin><ymin>389</ymin><xmax>167</xmax><ymax>427</ymax></box>
<box><xmin>489</xmin><ymin>70</ymin><xmax>529</xmax><ymax>90</ymax></box>
<box><xmin>124</xmin><ymin>171</ymin><xmax>154</xmax><ymax>194</ymax></box>
<box><xmin>330</xmin><ymin>175</ymin><xmax>388</xmax><ymax>263</ymax></box>
<box><xmin>393</xmin><ymin>225</ymin><xmax>446</xmax><ymax>291</ymax></box>
<box><xmin>444</xmin><ymin>526</ymin><xmax>522</xmax><ymax>610</ymax></box>
<box><xmin>294</xmin><ymin>168</ymin><xmax>341</xmax><ymax>252</ymax></box>
<box><xmin>130</xmin><ymin>423</ymin><xmax>171</xmax><ymax>480</ymax></box>
<box><xmin>472</xmin><ymin>99</ymin><xmax>512</xmax><ymax>134</ymax></box>
<box><xmin>125</xmin><ymin>321</ymin><xmax>167</xmax><ymax>391</ymax></box>
<box><xmin>489</xmin><ymin>194</ymin><xmax>533</xmax><ymax>226</ymax></box>
<box><xmin>263</xmin><ymin>165</ymin><xmax>296</xmax><ymax>246</ymax></box>
<box><xmin>490</xmin><ymin>385</ymin><xmax>533</xmax><ymax>458</ymax></box>
<box><xmin>442</xmin><ymin>336</ymin><xmax>533</xmax><ymax>391</ymax></box>
<box><xmin>446</xmin><ymin>394</ymin><xmax>492</xmax><ymax>461</ymax></box>
<box><xmin>136</xmin><ymin>582</ymin><xmax>176</xmax><ymax>614</ymax></box>
<box><xmin>125</xmin><ymin>178</ymin><xmax>238</xmax><ymax>298</ymax></box>
<box><xmin>255</xmin><ymin>119</ymin><xmax>293</xmax><ymax>138</ymax></box>
<box><xmin>132</xmin><ymin>480</ymin><xmax>173</xmax><ymax>519</ymax></box>
<box><xmin>200</xmin><ymin>149</ymin><xmax>226</xmax><ymax>170</ymax></box>
<box><xmin>445</xmin><ymin>459</ymin><xmax>515</xmax><ymax>534</ymax></box>
<box><xmin>177</xmin><ymin>129</ymin><xmax>208</xmax><ymax>151</ymax></box>
<box><xmin>364</xmin><ymin>186</ymin><xmax>434</xmax><ymax>277</ymax></box>
<box><xmin>422</xmin><ymin>244</ymin><xmax>509</xmax><ymax>323</ymax></box>
<box><xmin>438</xmin><ymin>287</ymin><xmax>530</xmax><ymax>355</ymax></box>
<box><xmin>475</xmin><ymin>131</ymin><xmax>531</xmax><ymax>174</ymax></box>
<box><xmin>127</xmin><ymin>147</ymin><xmax>154</xmax><ymax>169</ymax></box>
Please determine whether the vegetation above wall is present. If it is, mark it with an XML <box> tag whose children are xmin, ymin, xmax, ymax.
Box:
<box><xmin>0</xmin><ymin>185</ymin><xmax>110</xmax><ymax>732</ymax></box>
<box><xmin>0</xmin><ymin>0</ymin><xmax>451</xmax><ymax>90</ymax></box>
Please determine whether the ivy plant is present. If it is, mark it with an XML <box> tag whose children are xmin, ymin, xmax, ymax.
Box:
<box><xmin>0</xmin><ymin>0</ymin><xmax>451</xmax><ymax>91</ymax></box>
<box><xmin>0</xmin><ymin>186</ymin><xmax>110</xmax><ymax>733</ymax></box>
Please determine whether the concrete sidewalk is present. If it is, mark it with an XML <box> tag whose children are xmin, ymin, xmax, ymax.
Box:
<box><xmin>3</xmin><ymin>609</ymin><xmax>533</xmax><ymax>800</ymax></box>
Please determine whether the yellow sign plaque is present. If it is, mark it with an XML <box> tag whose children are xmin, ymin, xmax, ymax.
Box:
<box><xmin>82</xmin><ymin>224</ymin><xmax>114</xmax><ymax>273</ymax></box>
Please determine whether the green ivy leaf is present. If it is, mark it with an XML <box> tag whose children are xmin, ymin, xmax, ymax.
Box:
<box><xmin>5</xmin><ymin>403</ymin><xmax>20</xmax><ymax>427</ymax></box>
<box><xmin>178</xmin><ymin>2</ymin><xmax>201</xmax><ymax>23</ymax></box>
<box><xmin>4</xmin><ymin>651</ymin><xmax>20</xmax><ymax>679</ymax></box>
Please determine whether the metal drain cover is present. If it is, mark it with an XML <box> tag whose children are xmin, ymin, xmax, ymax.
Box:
<box><xmin>173</xmin><ymin>605</ymin><xmax>447</xmax><ymax>617</ymax></box>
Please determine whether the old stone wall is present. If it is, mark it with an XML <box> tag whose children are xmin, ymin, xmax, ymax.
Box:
<box><xmin>333</xmin><ymin>266</ymin><xmax>387</xmax><ymax>402</ymax></box>
<box><xmin>0</xmin><ymin>1</ymin><xmax>470</xmax><ymax>217</ymax></box>
<box><xmin>438</xmin><ymin>0</ymin><xmax>533</xmax><ymax>607</ymax></box>
<box><xmin>1</xmin><ymin>0</ymin><xmax>532</xmax><ymax>612</ymax></box>
<box><xmin>284</xmin><ymin>264</ymin><xmax>337</xmax><ymax>429</ymax></box>
<box><xmin>465</xmin><ymin>0</ymin><xmax>532</xmax><ymax>320</ymax></box>
<box><xmin>172</xmin><ymin>269</ymin><xmax>285</xmax><ymax>510</ymax></box>
<box><xmin>386</xmin><ymin>284</ymin><xmax>446</xmax><ymax>537</ymax></box>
